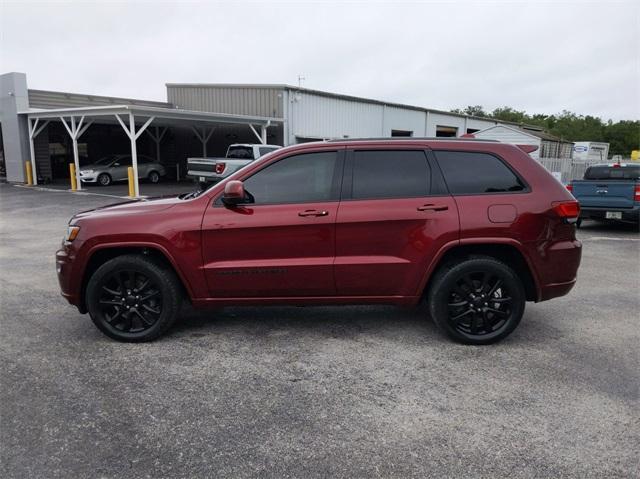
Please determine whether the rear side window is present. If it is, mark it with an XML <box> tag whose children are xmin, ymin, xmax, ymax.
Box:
<box><xmin>584</xmin><ymin>165</ymin><xmax>640</xmax><ymax>180</ymax></box>
<box><xmin>351</xmin><ymin>150</ymin><xmax>430</xmax><ymax>199</ymax></box>
<box><xmin>258</xmin><ymin>147</ymin><xmax>279</xmax><ymax>157</ymax></box>
<box><xmin>435</xmin><ymin>151</ymin><xmax>526</xmax><ymax>194</ymax></box>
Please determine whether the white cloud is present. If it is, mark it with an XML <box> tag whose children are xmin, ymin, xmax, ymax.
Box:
<box><xmin>1</xmin><ymin>0</ymin><xmax>638</xmax><ymax>120</ymax></box>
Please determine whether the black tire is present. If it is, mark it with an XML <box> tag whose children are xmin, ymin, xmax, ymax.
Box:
<box><xmin>97</xmin><ymin>173</ymin><xmax>112</xmax><ymax>186</ymax></box>
<box><xmin>427</xmin><ymin>257</ymin><xmax>525</xmax><ymax>345</ymax></box>
<box><xmin>86</xmin><ymin>254</ymin><xmax>182</xmax><ymax>342</ymax></box>
<box><xmin>148</xmin><ymin>171</ymin><xmax>160</xmax><ymax>183</ymax></box>
<box><xmin>576</xmin><ymin>218</ymin><xmax>583</xmax><ymax>229</ymax></box>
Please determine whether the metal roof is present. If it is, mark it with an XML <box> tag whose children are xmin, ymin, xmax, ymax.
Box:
<box><xmin>18</xmin><ymin>104</ymin><xmax>281</xmax><ymax>126</ymax></box>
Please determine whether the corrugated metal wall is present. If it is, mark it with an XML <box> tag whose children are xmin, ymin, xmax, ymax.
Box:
<box><xmin>288</xmin><ymin>90</ymin><xmax>504</xmax><ymax>144</ymax></box>
<box><xmin>28</xmin><ymin>89</ymin><xmax>171</xmax><ymax>110</ymax></box>
<box><xmin>289</xmin><ymin>91</ymin><xmax>384</xmax><ymax>142</ymax></box>
<box><xmin>166</xmin><ymin>86</ymin><xmax>283</xmax><ymax>118</ymax></box>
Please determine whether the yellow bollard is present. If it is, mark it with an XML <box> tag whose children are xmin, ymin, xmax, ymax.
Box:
<box><xmin>69</xmin><ymin>163</ymin><xmax>77</xmax><ymax>191</ymax></box>
<box><xmin>25</xmin><ymin>161</ymin><xmax>33</xmax><ymax>186</ymax></box>
<box><xmin>127</xmin><ymin>166</ymin><xmax>135</xmax><ymax>197</ymax></box>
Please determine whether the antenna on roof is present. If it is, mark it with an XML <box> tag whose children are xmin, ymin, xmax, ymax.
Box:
<box><xmin>297</xmin><ymin>75</ymin><xmax>305</xmax><ymax>88</ymax></box>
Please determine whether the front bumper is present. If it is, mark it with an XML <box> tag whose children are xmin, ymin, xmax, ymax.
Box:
<box><xmin>56</xmin><ymin>245</ymin><xmax>86</xmax><ymax>312</ymax></box>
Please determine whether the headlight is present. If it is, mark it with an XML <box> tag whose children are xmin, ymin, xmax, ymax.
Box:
<box><xmin>81</xmin><ymin>169</ymin><xmax>93</xmax><ymax>174</ymax></box>
<box><xmin>65</xmin><ymin>225</ymin><xmax>80</xmax><ymax>242</ymax></box>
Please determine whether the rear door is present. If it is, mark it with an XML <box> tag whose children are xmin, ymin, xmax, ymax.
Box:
<box><xmin>334</xmin><ymin>148</ymin><xmax>459</xmax><ymax>297</ymax></box>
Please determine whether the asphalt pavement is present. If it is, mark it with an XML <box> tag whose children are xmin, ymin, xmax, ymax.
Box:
<box><xmin>1</xmin><ymin>183</ymin><xmax>638</xmax><ymax>478</ymax></box>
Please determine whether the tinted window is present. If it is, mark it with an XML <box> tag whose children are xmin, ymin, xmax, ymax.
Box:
<box><xmin>259</xmin><ymin>147</ymin><xmax>279</xmax><ymax>157</ymax></box>
<box><xmin>227</xmin><ymin>146</ymin><xmax>254</xmax><ymax>159</ymax></box>
<box><xmin>243</xmin><ymin>151</ymin><xmax>338</xmax><ymax>204</ymax></box>
<box><xmin>435</xmin><ymin>151</ymin><xmax>525</xmax><ymax>194</ymax></box>
<box><xmin>584</xmin><ymin>165</ymin><xmax>640</xmax><ymax>180</ymax></box>
<box><xmin>352</xmin><ymin>150</ymin><xmax>430</xmax><ymax>199</ymax></box>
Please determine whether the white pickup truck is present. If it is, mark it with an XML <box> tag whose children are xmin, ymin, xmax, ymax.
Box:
<box><xmin>187</xmin><ymin>143</ymin><xmax>281</xmax><ymax>184</ymax></box>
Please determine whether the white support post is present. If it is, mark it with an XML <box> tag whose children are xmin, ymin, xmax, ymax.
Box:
<box><xmin>60</xmin><ymin>116</ymin><xmax>84</xmax><ymax>191</ymax></box>
<box><xmin>27</xmin><ymin>119</ymin><xmax>37</xmax><ymax>185</ymax></box>
<box><xmin>27</xmin><ymin>118</ymin><xmax>51</xmax><ymax>185</ymax></box>
<box><xmin>115</xmin><ymin>113</ymin><xmax>155</xmax><ymax>198</ymax></box>
<box><xmin>129</xmin><ymin>113</ymin><xmax>140</xmax><ymax>197</ymax></box>
<box><xmin>249</xmin><ymin>124</ymin><xmax>263</xmax><ymax>144</ymax></box>
<box><xmin>145</xmin><ymin>126</ymin><xmax>167</xmax><ymax>162</ymax></box>
<box><xmin>260</xmin><ymin>125</ymin><xmax>267</xmax><ymax>144</ymax></box>
<box><xmin>71</xmin><ymin>117</ymin><xmax>81</xmax><ymax>190</ymax></box>
<box><xmin>191</xmin><ymin>126</ymin><xmax>215</xmax><ymax>157</ymax></box>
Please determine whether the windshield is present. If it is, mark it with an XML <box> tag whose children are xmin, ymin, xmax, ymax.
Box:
<box><xmin>227</xmin><ymin>146</ymin><xmax>254</xmax><ymax>159</ymax></box>
<box><xmin>584</xmin><ymin>165</ymin><xmax>640</xmax><ymax>180</ymax></box>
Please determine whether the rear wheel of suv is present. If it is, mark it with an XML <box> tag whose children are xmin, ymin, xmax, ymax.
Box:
<box><xmin>86</xmin><ymin>255</ymin><xmax>182</xmax><ymax>342</ymax></box>
<box><xmin>428</xmin><ymin>257</ymin><xmax>525</xmax><ymax>345</ymax></box>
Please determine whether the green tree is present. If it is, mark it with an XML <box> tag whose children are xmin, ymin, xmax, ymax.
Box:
<box><xmin>449</xmin><ymin>105</ymin><xmax>640</xmax><ymax>157</ymax></box>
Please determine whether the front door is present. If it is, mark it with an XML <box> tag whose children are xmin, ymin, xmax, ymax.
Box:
<box><xmin>201</xmin><ymin>149</ymin><xmax>344</xmax><ymax>298</ymax></box>
<box><xmin>335</xmin><ymin>148</ymin><xmax>459</xmax><ymax>297</ymax></box>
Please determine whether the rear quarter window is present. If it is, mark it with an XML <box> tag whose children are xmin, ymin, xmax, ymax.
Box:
<box><xmin>434</xmin><ymin>151</ymin><xmax>526</xmax><ymax>195</ymax></box>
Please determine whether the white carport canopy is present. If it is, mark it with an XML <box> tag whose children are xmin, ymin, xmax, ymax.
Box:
<box><xmin>19</xmin><ymin>105</ymin><xmax>281</xmax><ymax>196</ymax></box>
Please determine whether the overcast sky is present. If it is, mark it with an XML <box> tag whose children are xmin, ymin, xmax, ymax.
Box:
<box><xmin>1</xmin><ymin>0</ymin><xmax>638</xmax><ymax>121</ymax></box>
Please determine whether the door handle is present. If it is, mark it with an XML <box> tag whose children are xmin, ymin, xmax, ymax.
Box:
<box><xmin>298</xmin><ymin>209</ymin><xmax>329</xmax><ymax>217</ymax></box>
<box><xmin>417</xmin><ymin>204</ymin><xmax>448</xmax><ymax>212</ymax></box>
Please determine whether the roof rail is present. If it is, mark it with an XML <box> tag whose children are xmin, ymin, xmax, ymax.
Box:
<box><xmin>325</xmin><ymin>137</ymin><xmax>499</xmax><ymax>143</ymax></box>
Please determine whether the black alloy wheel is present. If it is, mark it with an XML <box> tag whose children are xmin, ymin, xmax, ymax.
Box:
<box><xmin>97</xmin><ymin>270</ymin><xmax>162</xmax><ymax>333</ymax></box>
<box><xmin>428</xmin><ymin>257</ymin><xmax>525</xmax><ymax>345</ymax></box>
<box><xmin>86</xmin><ymin>255</ymin><xmax>182</xmax><ymax>342</ymax></box>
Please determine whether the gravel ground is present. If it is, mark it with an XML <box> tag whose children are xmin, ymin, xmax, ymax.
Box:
<box><xmin>1</xmin><ymin>183</ymin><xmax>638</xmax><ymax>478</ymax></box>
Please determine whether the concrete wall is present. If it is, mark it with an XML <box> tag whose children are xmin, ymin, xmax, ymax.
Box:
<box><xmin>0</xmin><ymin>72</ymin><xmax>30</xmax><ymax>182</ymax></box>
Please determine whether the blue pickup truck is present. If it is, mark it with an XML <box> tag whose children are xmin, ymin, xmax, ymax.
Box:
<box><xmin>568</xmin><ymin>163</ymin><xmax>640</xmax><ymax>227</ymax></box>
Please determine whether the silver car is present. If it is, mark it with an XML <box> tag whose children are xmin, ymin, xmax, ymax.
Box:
<box><xmin>79</xmin><ymin>154</ymin><xmax>166</xmax><ymax>186</ymax></box>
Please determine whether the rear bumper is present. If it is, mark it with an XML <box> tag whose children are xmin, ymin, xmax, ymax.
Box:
<box><xmin>580</xmin><ymin>206</ymin><xmax>640</xmax><ymax>223</ymax></box>
<box><xmin>535</xmin><ymin>239</ymin><xmax>582</xmax><ymax>302</ymax></box>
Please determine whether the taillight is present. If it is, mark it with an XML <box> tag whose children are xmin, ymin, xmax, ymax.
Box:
<box><xmin>552</xmin><ymin>200</ymin><xmax>580</xmax><ymax>222</ymax></box>
<box><xmin>215</xmin><ymin>163</ymin><xmax>226</xmax><ymax>174</ymax></box>
<box><xmin>566</xmin><ymin>183</ymin><xmax>573</xmax><ymax>193</ymax></box>
<box><xmin>635</xmin><ymin>185</ymin><xmax>640</xmax><ymax>202</ymax></box>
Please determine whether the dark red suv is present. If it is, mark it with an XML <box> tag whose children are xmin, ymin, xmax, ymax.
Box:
<box><xmin>56</xmin><ymin>139</ymin><xmax>582</xmax><ymax>344</ymax></box>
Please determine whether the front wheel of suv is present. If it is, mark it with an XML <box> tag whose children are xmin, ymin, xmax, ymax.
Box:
<box><xmin>427</xmin><ymin>257</ymin><xmax>525</xmax><ymax>345</ymax></box>
<box><xmin>86</xmin><ymin>254</ymin><xmax>182</xmax><ymax>342</ymax></box>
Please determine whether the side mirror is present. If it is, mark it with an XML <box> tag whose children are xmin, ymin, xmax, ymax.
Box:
<box><xmin>222</xmin><ymin>180</ymin><xmax>246</xmax><ymax>206</ymax></box>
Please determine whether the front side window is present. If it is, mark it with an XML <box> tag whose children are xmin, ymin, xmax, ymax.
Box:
<box><xmin>351</xmin><ymin>150</ymin><xmax>431</xmax><ymax>199</ymax></box>
<box><xmin>243</xmin><ymin>151</ymin><xmax>339</xmax><ymax>204</ymax></box>
<box><xmin>435</xmin><ymin>151</ymin><xmax>526</xmax><ymax>194</ymax></box>
<box><xmin>115</xmin><ymin>156</ymin><xmax>132</xmax><ymax>167</ymax></box>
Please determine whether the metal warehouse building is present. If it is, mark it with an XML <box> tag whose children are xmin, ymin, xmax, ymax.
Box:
<box><xmin>1</xmin><ymin>71</ymin><xmax>512</xmax><ymax>194</ymax></box>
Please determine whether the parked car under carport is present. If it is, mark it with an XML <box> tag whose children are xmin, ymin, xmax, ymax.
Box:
<box><xmin>79</xmin><ymin>155</ymin><xmax>166</xmax><ymax>186</ymax></box>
